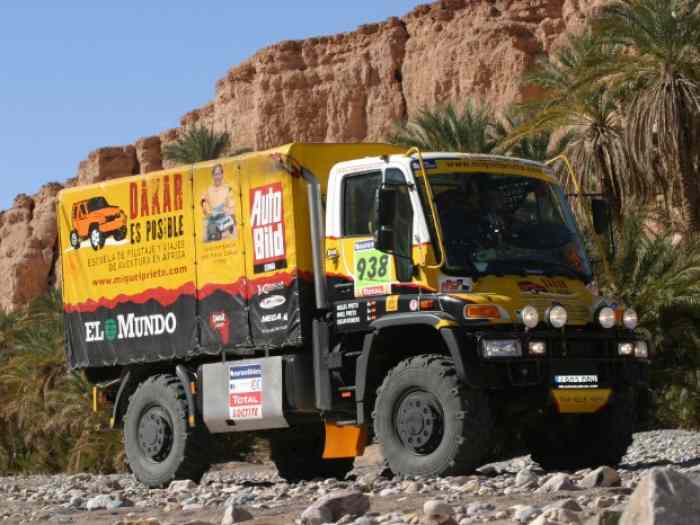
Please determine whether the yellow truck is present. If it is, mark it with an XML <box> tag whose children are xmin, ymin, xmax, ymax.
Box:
<box><xmin>57</xmin><ymin>143</ymin><xmax>650</xmax><ymax>487</ymax></box>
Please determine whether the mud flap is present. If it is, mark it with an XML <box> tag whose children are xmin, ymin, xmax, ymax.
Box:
<box><xmin>322</xmin><ymin>422</ymin><xmax>367</xmax><ymax>459</ymax></box>
<box><xmin>201</xmin><ymin>356</ymin><xmax>289</xmax><ymax>433</ymax></box>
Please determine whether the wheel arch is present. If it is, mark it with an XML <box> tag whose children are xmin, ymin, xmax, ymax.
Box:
<box><xmin>111</xmin><ymin>364</ymin><xmax>196</xmax><ymax>429</ymax></box>
<box><xmin>354</xmin><ymin>312</ymin><xmax>476</xmax><ymax>426</ymax></box>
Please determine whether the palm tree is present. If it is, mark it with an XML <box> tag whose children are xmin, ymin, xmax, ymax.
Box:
<box><xmin>388</xmin><ymin>102</ymin><xmax>497</xmax><ymax>153</ymax></box>
<box><xmin>0</xmin><ymin>293</ymin><xmax>124</xmax><ymax>474</ymax></box>
<box><xmin>593</xmin><ymin>210</ymin><xmax>700</xmax><ymax>428</ymax></box>
<box><xmin>594</xmin><ymin>211</ymin><xmax>700</xmax><ymax>338</ymax></box>
<box><xmin>590</xmin><ymin>0</ymin><xmax>700</xmax><ymax>232</ymax></box>
<box><xmin>493</xmin><ymin>109</ymin><xmax>574</xmax><ymax>162</ymax></box>
<box><xmin>162</xmin><ymin>125</ymin><xmax>232</xmax><ymax>164</ymax></box>
<box><xmin>504</xmin><ymin>32</ymin><xmax>643</xmax><ymax>220</ymax></box>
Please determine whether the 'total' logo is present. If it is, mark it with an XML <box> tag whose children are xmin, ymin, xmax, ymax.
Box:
<box><xmin>250</xmin><ymin>183</ymin><xmax>286</xmax><ymax>271</ymax></box>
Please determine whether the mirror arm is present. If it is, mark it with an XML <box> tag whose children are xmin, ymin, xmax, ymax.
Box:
<box><xmin>405</xmin><ymin>147</ymin><xmax>445</xmax><ymax>269</ymax></box>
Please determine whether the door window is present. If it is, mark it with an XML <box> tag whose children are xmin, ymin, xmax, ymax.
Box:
<box><xmin>342</xmin><ymin>171</ymin><xmax>382</xmax><ymax>236</ymax></box>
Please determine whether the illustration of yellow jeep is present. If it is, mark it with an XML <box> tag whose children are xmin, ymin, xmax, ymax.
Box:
<box><xmin>69</xmin><ymin>197</ymin><xmax>127</xmax><ymax>250</ymax></box>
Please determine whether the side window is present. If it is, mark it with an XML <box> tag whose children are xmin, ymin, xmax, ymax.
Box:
<box><xmin>343</xmin><ymin>171</ymin><xmax>382</xmax><ymax>236</ymax></box>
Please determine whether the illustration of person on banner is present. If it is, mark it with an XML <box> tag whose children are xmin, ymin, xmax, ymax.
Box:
<box><xmin>201</xmin><ymin>163</ymin><xmax>237</xmax><ymax>241</ymax></box>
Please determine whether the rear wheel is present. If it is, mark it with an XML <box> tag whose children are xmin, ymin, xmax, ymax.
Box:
<box><xmin>373</xmin><ymin>354</ymin><xmax>493</xmax><ymax>477</ymax></box>
<box><xmin>269</xmin><ymin>423</ymin><xmax>354</xmax><ymax>483</ymax></box>
<box><xmin>113</xmin><ymin>226</ymin><xmax>127</xmax><ymax>241</ymax></box>
<box><xmin>69</xmin><ymin>230</ymin><xmax>81</xmax><ymax>249</ymax></box>
<box><xmin>528</xmin><ymin>388</ymin><xmax>635</xmax><ymax>471</ymax></box>
<box><xmin>124</xmin><ymin>374</ymin><xmax>210</xmax><ymax>488</ymax></box>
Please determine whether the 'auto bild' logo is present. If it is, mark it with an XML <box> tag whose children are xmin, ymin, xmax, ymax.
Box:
<box><xmin>84</xmin><ymin>312</ymin><xmax>177</xmax><ymax>342</ymax></box>
<box><xmin>250</xmin><ymin>183</ymin><xmax>286</xmax><ymax>273</ymax></box>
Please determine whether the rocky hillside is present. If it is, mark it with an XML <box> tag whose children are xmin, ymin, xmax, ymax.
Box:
<box><xmin>0</xmin><ymin>0</ymin><xmax>603</xmax><ymax>312</ymax></box>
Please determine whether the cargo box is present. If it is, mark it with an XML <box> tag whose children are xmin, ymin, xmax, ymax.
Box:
<box><xmin>58</xmin><ymin>143</ymin><xmax>403</xmax><ymax>369</ymax></box>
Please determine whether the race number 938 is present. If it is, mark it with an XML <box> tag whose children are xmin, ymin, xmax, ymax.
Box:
<box><xmin>356</xmin><ymin>253</ymin><xmax>389</xmax><ymax>281</ymax></box>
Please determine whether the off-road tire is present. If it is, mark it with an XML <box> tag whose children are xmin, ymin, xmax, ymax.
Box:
<box><xmin>373</xmin><ymin>354</ymin><xmax>493</xmax><ymax>477</ymax></box>
<box><xmin>528</xmin><ymin>388</ymin><xmax>636</xmax><ymax>471</ymax></box>
<box><xmin>113</xmin><ymin>226</ymin><xmax>127</xmax><ymax>241</ymax></box>
<box><xmin>88</xmin><ymin>224</ymin><xmax>105</xmax><ymax>250</ymax></box>
<box><xmin>124</xmin><ymin>374</ymin><xmax>210</xmax><ymax>488</ymax></box>
<box><xmin>269</xmin><ymin>423</ymin><xmax>354</xmax><ymax>483</ymax></box>
<box><xmin>69</xmin><ymin>230</ymin><xmax>81</xmax><ymax>249</ymax></box>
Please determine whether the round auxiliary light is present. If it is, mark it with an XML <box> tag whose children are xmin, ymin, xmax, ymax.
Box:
<box><xmin>597</xmin><ymin>306</ymin><xmax>616</xmax><ymax>329</ymax></box>
<box><xmin>520</xmin><ymin>305</ymin><xmax>539</xmax><ymax>329</ymax></box>
<box><xmin>623</xmin><ymin>309</ymin><xmax>639</xmax><ymax>330</ymax></box>
<box><xmin>546</xmin><ymin>305</ymin><xmax>568</xmax><ymax>328</ymax></box>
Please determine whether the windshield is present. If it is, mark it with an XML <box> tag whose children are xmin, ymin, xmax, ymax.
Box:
<box><xmin>416</xmin><ymin>171</ymin><xmax>593</xmax><ymax>282</ymax></box>
<box><xmin>86</xmin><ymin>197</ymin><xmax>110</xmax><ymax>212</ymax></box>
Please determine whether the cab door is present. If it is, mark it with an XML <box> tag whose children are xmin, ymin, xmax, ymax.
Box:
<box><xmin>326</xmin><ymin>166</ymin><xmax>414</xmax><ymax>331</ymax></box>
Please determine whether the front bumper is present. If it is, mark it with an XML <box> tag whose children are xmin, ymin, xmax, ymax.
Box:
<box><xmin>464</xmin><ymin>328</ymin><xmax>649</xmax><ymax>390</ymax></box>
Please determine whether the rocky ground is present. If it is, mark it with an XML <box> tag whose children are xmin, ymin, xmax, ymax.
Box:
<box><xmin>2</xmin><ymin>429</ymin><xmax>700</xmax><ymax>525</ymax></box>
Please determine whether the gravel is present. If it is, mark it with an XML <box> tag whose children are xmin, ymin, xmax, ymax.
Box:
<box><xmin>0</xmin><ymin>429</ymin><xmax>699</xmax><ymax>524</ymax></box>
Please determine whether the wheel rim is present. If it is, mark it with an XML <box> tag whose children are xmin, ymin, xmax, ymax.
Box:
<box><xmin>90</xmin><ymin>228</ymin><xmax>100</xmax><ymax>246</ymax></box>
<box><xmin>137</xmin><ymin>406</ymin><xmax>173</xmax><ymax>462</ymax></box>
<box><xmin>393</xmin><ymin>389</ymin><xmax>444</xmax><ymax>455</ymax></box>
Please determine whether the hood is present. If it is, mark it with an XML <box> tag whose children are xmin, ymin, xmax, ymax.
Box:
<box><xmin>445</xmin><ymin>275</ymin><xmax>599</xmax><ymax>326</ymax></box>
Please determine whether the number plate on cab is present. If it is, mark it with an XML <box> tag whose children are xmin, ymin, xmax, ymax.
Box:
<box><xmin>553</xmin><ymin>374</ymin><xmax>599</xmax><ymax>389</ymax></box>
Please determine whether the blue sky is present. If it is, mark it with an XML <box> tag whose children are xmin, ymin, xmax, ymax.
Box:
<box><xmin>0</xmin><ymin>1</ymin><xmax>424</xmax><ymax>210</ymax></box>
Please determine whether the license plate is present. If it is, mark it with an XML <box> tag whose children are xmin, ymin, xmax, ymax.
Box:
<box><xmin>554</xmin><ymin>374</ymin><xmax>598</xmax><ymax>389</ymax></box>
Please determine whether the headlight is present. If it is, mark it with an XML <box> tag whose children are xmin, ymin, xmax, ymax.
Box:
<box><xmin>482</xmin><ymin>339</ymin><xmax>522</xmax><ymax>358</ymax></box>
<box><xmin>618</xmin><ymin>342</ymin><xmax>634</xmax><ymax>356</ymax></box>
<box><xmin>528</xmin><ymin>341</ymin><xmax>546</xmax><ymax>355</ymax></box>
<box><xmin>623</xmin><ymin>309</ymin><xmax>639</xmax><ymax>330</ymax></box>
<box><xmin>546</xmin><ymin>305</ymin><xmax>567</xmax><ymax>328</ymax></box>
<box><xmin>635</xmin><ymin>341</ymin><xmax>649</xmax><ymax>359</ymax></box>
<box><xmin>597</xmin><ymin>306</ymin><xmax>616</xmax><ymax>329</ymax></box>
<box><xmin>520</xmin><ymin>305</ymin><xmax>539</xmax><ymax>329</ymax></box>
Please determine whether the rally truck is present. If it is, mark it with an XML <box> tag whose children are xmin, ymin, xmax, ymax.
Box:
<box><xmin>57</xmin><ymin>143</ymin><xmax>650</xmax><ymax>487</ymax></box>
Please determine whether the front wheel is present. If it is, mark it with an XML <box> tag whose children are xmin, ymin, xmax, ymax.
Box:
<box><xmin>89</xmin><ymin>224</ymin><xmax>104</xmax><ymax>250</ymax></box>
<box><xmin>124</xmin><ymin>375</ymin><xmax>210</xmax><ymax>488</ymax></box>
<box><xmin>269</xmin><ymin>423</ymin><xmax>354</xmax><ymax>483</ymax></box>
<box><xmin>527</xmin><ymin>388</ymin><xmax>636</xmax><ymax>471</ymax></box>
<box><xmin>373</xmin><ymin>354</ymin><xmax>493</xmax><ymax>477</ymax></box>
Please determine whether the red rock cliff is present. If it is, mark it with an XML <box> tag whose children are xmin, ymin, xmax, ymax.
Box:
<box><xmin>0</xmin><ymin>0</ymin><xmax>601</xmax><ymax>312</ymax></box>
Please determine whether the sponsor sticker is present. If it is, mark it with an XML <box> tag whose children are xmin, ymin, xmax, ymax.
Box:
<box><xmin>208</xmin><ymin>310</ymin><xmax>230</xmax><ymax>344</ymax></box>
<box><xmin>260</xmin><ymin>295</ymin><xmax>286</xmax><ymax>309</ymax></box>
<box><xmin>84</xmin><ymin>312</ymin><xmax>177</xmax><ymax>343</ymax></box>
<box><xmin>250</xmin><ymin>183</ymin><xmax>287</xmax><ymax>273</ymax></box>
<box><xmin>409</xmin><ymin>299</ymin><xmax>419</xmax><ymax>312</ymax></box>
<box><xmin>354</xmin><ymin>240</ymin><xmax>375</xmax><ymax>252</ymax></box>
<box><xmin>229</xmin><ymin>364</ymin><xmax>263</xmax><ymax>420</ymax></box>
<box><xmin>256</xmin><ymin>280</ymin><xmax>285</xmax><ymax>295</ymax></box>
<box><xmin>385</xmin><ymin>295</ymin><xmax>399</xmax><ymax>312</ymax></box>
<box><xmin>439</xmin><ymin>276</ymin><xmax>474</xmax><ymax>293</ymax></box>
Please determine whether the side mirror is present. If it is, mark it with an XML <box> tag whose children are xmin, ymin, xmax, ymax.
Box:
<box><xmin>373</xmin><ymin>184</ymin><xmax>414</xmax><ymax>282</ymax></box>
<box><xmin>374</xmin><ymin>187</ymin><xmax>398</xmax><ymax>252</ymax></box>
<box><xmin>591</xmin><ymin>198</ymin><xmax>610</xmax><ymax>235</ymax></box>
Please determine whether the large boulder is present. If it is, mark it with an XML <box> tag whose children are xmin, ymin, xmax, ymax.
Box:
<box><xmin>620</xmin><ymin>467</ymin><xmax>700</xmax><ymax>525</ymax></box>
